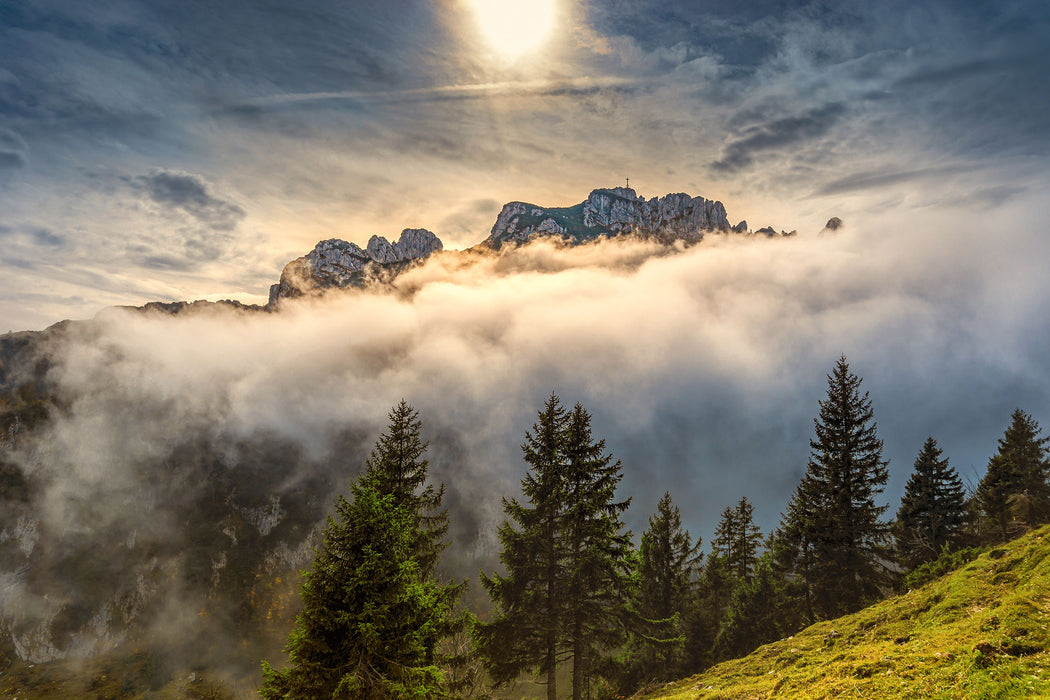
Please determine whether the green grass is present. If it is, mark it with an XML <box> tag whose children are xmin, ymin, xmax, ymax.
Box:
<box><xmin>643</xmin><ymin>527</ymin><xmax>1050</xmax><ymax>699</ymax></box>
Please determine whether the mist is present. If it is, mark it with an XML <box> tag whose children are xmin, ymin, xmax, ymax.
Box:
<box><xmin>3</xmin><ymin>188</ymin><xmax>1050</xmax><ymax>675</ymax></box>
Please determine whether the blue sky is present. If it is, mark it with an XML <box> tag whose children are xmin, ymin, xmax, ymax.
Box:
<box><xmin>1</xmin><ymin>0</ymin><xmax>1047</xmax><ymax>330</ymax></box>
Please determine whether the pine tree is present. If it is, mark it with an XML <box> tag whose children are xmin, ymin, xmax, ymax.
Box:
<box><xmin>476</xmin><ymin>395</ymin><xmax>568</xmax><ymax>700</ymax></box>
<box><xmin>260</xmin><ymin>471</ymin><xmax>450</xmax><ymax>698</ymax></box>
<box><xmin>710</xmin><ymin>497</ymin><xmax>763</xmax><ymax>584</ymax></box>
<box><xmin>562</xmin><ymin>402</ymin><xmax>633</xmax><ymax>700</ymax></box>
<box><xmin>713</xmin><ymin>553</ymin><xmax>792</xmax><ymax>660</ymax></box>
<box><xmin>260</xmin><ymin>402</ymin><xmax>465</xmax><ymax>699</ymax></box>
<box><xmin>774</xmin><ymin>355</ymin><xmax>890</xmax><ymax>619</ymax></box>
<box><xmin>623</xmin><ymin>492</ymin><xmax>700</xmax><ymax>686</ymax></box>
<box><xmin>682</xmin><ymin>550</ymin><xmax>732</xmax><ymax>672</ymax></box>
<box><xmin>478</xmin><ymin>397</ymin><xmax>635</xmax><ymax>700</ymax></box>
<box><xmin>977</xmin><ymin>409</ymin><xmax>1050</xmax><ymax>540</ymax></box>
<box><xmin>894</xmin><ymin>437</ymin><xmax>968</xmax><ymax>569</ymax></box>
<box><xmin>365</xmin><ymin>400</ymin><xmax>449</xmax><ymax>577</ymax></box>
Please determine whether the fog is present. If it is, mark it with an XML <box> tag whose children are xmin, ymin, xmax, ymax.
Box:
<box><xmin>3</xmin><ymin>190</ymin><xmax>1050</xmax><ymax>673</ymax></box>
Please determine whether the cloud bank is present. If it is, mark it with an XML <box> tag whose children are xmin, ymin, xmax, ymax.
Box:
<box><xmin>19</xmin><ymin>189</ymin><xmax>1050</xmax><ymax>548</ymax></box>
<box><xmin>1</xmin><ymin>188</ymin><xmax>1049</xmax><ymax>679</ymax></box>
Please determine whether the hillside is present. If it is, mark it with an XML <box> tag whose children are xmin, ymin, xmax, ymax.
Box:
<box><xmin>643</xmin><ymin>527</ymin><xmax>1050</xmax><ymax>699</ymax></box>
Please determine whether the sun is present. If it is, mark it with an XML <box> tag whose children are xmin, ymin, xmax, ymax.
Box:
<box><xmin>467</xmin><ymin>0</ymin><xmax>558</xmax><ymax>59</ymax></box>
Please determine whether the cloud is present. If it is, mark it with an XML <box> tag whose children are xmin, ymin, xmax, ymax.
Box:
<box><xmin>814</xmin><ymin>165</ymin><xmax>966</xmax><ymax>197</ymax></box>
<box><xmin>135</xmin><ymin>170</ymin><xmax>245</xmax><ymax>232</ymax></box>
<box><xmin>0</xmin><ymin>150</ymin><xmax>24</xmax><ymax>169</ymax></box>
<box><xmin>0</xmin><ymin>128</ymin><xmax>27</xmax><ymax>172</ymax></box>
<box><xmin>16</xmin><ymin>187</ymin><xmax>1050</xmax><ymax>540</ymax></box>
<box><xmin>3</xmin><ymin>186</ymin><xmax>1050</xmax><ymax>675</ymax></box>
<box><xmin>711</xmin><ymin>103</ymin><xmax>846</xmax><ymax>173</ymax></box>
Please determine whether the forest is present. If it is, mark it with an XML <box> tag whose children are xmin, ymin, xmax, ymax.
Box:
<box><xmin>259</xmin><ymin>354</ymin><xmax>1050</xmax><ymax>699</ymax></box>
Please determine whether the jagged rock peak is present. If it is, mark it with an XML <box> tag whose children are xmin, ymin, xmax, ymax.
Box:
<box><xmin>484</xmin><ymin>187</ymin><xmax>735</xmax><ymax>250</ymax></box>
<box><xmin>268</xmin><ymin>229</ymin><xmax>442</xmax><ymax>307</ymax></box>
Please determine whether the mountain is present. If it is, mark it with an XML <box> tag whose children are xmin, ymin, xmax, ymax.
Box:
<box><xmin>484</xmin><ymin>186</ymin><xmax>749</xmax><ymax>249</ymax></box>
<box><xmin>267</xmin><ymin>228</ymin><xmax>442</xmax><ymax>307</ymax></box>
<box><xmin>267</xmin><ymin>187</ymin><xmax>801</xmax><ymax>306</ymax></box>
<box><xmin>641</xmin><ymin>527</ymin><xmax>1050</xmax><ymax>699</ymax></box>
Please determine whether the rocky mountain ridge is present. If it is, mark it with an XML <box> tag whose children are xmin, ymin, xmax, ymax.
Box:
<box><xmin>267</xmin><ymin>228</ymin><xmax>443</xmax><ymax>307</ymax></box>
<box><xmin>484</xmin><ymin>186</ymin><xmax>753</xmax><ymax>249</ymax></box>
<box><xmin>267</xmin><ymin>187</ymin><xmax>800</xmax><ymax>306</ymax></box>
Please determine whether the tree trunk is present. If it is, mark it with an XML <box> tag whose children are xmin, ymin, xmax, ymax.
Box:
<box><xmin>547</xmin><ymin>633</ymin><xmax>558</xmax><ymax>700</ymax></box>
<box><xmin>572</xmin><ymin>616</ymin><xmax>583</xmax><ymax>700</ymax></box>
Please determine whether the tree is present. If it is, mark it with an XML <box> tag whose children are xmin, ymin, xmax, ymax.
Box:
<box><xmin>477</xmin><ymin>395</ymin><xmax>569</xmax><ymax>700</ymax></box>
<box><xmin>260</xmin><ymin>402</ymin><xmax>465</xmax><ymax>699</ymax></box>
<box><xmin>774</xmin><ymin>355</ymin><xmax>890</xmax><ymax>619</ymax></box>
<box><xmin>710</xmin><ymin>497</ymin><xmax>763</xmax><ymax>584</ymax></box>
<box><xmin>477</xmin><ymin>396</ymin><xmax>634</xmax><ymax>700</ymax></box>
<box><xmin>713</xmin><ymin>553</ymin><xmax>792</xmax><ymax>660</ymax></box>
<box><xmin>364</xmin><ymin>400</ymin><xmax>449</xmax><ymax>578</ymax></box>
<box><xmin>622</xmin><ymin>492</ymin><xmax>700</xmax><ymax>687</ymax></box>
<box><xmin>561</xmin><ymin>403</ymin><xmax>633</xmax><ymax>699</ymax></box>
<box><xmin>682</xmin><ymin>549</ymin><xmax>732</xmax><ymax>672</ymax></box>
<box><xmin>977</xmin><ymin>409</ymin><xmax>1050</xmax><ymax>540</ymax></box>
<box><xmin>894</xmin><ymin>437</ymin><xmax>968</xmax><ymax>569</ymax></box>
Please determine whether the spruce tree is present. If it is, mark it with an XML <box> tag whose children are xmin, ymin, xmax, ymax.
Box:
<box><xmin>710</xmin><ymin>497</ymin><xmax>763</xmax><ymax>584</ymax></box>
<box><xmin>478</xmin><ymin>397</ymin><xmax>634</xmax><ymax>700</ymax></box>
<box><xmin>774</xmin><ymin>355</ymin><xmax>890</xmax><ymax>619</ymax></box>
<box><xmin>260</xmin><ymin>402</ymin><xmax>465</xmax><ymax>699</ymax></box>
<box><xmin>260</xmin><ymin>472</ymin><xmax>451</xmax><ymax>698</ymax></box>
<box><xmin>476</xmin><ymin>395</ymin><xmax>568</xmax><ymax>700</ymax></box>
<box><xmin>365</xmin><ymin>400</ymin><xmax>449</xmax><ymax>577</ymax></box>
<box><xmin>683</xmin><ymin>551</ymin><xmax>732</xmax><ymax>671</ymax></box>
<box><xmin>894</xmin><ymin>437</ymin><xmax>968</xmax><ymax>569</ymax></box>
<box><xmin>562</xmin><ymin>402</ymin><xmax>633</xmax><ymax>700</ymax></box>
<box><xmin>977</xmin><ymin>409</ymin><xmax>1050</xmax><ymax>540</ymax></box>
<box><xmin>624</xmin><ymin>492</ymin><xmax>700</xmax><ymax>686</ymax></box>
<box><xmin>713</xmin><ymin>553</ymin><xmax>792</xmax><ymax>660</ymax></box>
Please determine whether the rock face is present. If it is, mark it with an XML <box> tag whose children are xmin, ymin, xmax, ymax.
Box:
<box><xmin>266</xmin><ymin>187</ymin><xmax>802</xmax><ymax>307</ymax></box>
<box><xmin>268</xmin><ymin>228</ymin><xmax>442</xmax><ymax>307</ymax></box>
<box><xmin>484</xmin><ymin>187</ymin><xmax>737</xmax><ymax>249</ymax></box>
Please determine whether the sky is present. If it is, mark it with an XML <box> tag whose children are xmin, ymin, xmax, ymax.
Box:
<box><xmin>2</xmin><ymin>0</ymin><xmax>1050</xmax><ymax>552</ymax></box>
<box><xmin>1</xmin><ymin>0</ymin><xmax>1048</xmax><ymax>332</ymax></box>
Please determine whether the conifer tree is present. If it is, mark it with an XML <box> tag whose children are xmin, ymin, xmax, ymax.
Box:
<box><xmin>365</xmin><ymin>400</ymin><xmax>449</xmax><ymax>577</ymax></box>
<box><xmin>713</xmin><ymin>553</ymin><xmax>792</xmax><ymax>660</ymax></box>
<box><xmin>894</xmin><ymin>437</ymin><xmax>968</xmax><ymax>569</ymax></box>
<box><xmin>562</xmin><ymin>402</ymin><xmax>633</xmax><ymax>700</ymax></box>
<box><xmin>624</xmin><ymin>492</ymin><xmax>700</xmax><ymax>685</ymax></box>
<box><xmin>477</xmin><ymin>395</ymin><xmax>569</xmax><ymax>700</ymax></box>
<box><xmin>478</xmin><ymin>397</ymin><xmax>635</xmax><ymax>700</ymax></box>
<box><xmin>977</xmin><ymin>409</ymin><xmax>1050</xmax><ymax>540</ymax></box>
<box><xmin>774</xmin><ymin>355</ymin><xmax>890</xmax><ymax>619</ymax></box>
<box><xmin>260</xmin><ymin>402</ymin><xmax>465</xmax><ymax>699</ymax></box>
<box><xmin>710</xmin><ymin>497</ymin><xmax>763</xmax><ymax>584</ymax></box>
<box><xmin>682</xmin><ymin>550</ymin><xmax>732</xmax><ymax>671</ymax></box>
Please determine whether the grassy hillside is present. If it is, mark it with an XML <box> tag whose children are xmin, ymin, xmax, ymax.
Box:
<box><xmin>644</xmin><ymin>526</ymin><xmax>1050</xmax><ymax>699</ymax></box>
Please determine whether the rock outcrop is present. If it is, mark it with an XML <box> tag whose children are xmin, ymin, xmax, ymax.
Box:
<box><xmin>268</xmin><ymin>228</ymin><xmax>442</xmax><ymax>307</ymax></box>
<box><xmin>266</xmin><ymin>187</ymin><xmax>804</xmax><ymax>307</ymax></box>
<box><xmin>483</xmin><ymin>187</ymin><xmax>737</xmax><ymax>249</ymax></box>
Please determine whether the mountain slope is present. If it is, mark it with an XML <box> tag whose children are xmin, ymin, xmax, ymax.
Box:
<box><xmin>644</xmin><ymin>527</ymin><xmax>1050</xmax><ymax>699</ymax></box>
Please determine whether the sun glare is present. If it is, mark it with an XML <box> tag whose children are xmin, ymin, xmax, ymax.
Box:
<box><xmin>468</xmin><ymin>0</ymin><xmax>558</xmax><ymax>58</ymax></box>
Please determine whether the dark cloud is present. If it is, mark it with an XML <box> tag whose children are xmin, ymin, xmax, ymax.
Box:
<box><xmin>0</xmin><ymin>128</ymin><xmax>27</xmax><ymax>171</ymax></box>
<box><xmin>29</xmin><ymin>227</ymin><xmax>66</xmax><ymax>247</ymax></box>
<box><xmin>814</xmin><ymin>165</ymin><xmax>967</xmax><ymax>196</ymax></box>
<box><xmin>0</xmin><ymin>150</ymin><xmax>24</xmax><ymax>169</ymax></box>
<box><xmin>136</xmin><ymin>170</ymin><xmax>245</xmax><ymax>232</ymax></box>
<box><xmin>711</xmin><ymin>103</ymin><xmax>846</xmax><ymax>173</ymax></box>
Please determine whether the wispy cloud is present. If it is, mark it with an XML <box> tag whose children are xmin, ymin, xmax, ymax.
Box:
<box><xmin>134</xmin><ymin>170</ymin><xmax>245</xmax><ymax>233</ymax></box>
<box><xmin>711</xmin><ymin>103</ymin><xmax>847</xmax><ymax>173</ymax></box>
